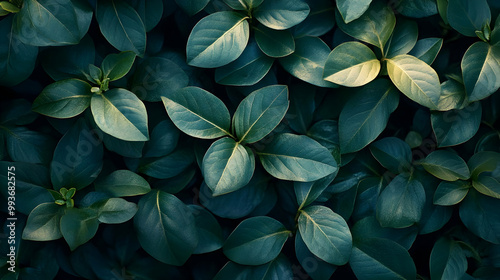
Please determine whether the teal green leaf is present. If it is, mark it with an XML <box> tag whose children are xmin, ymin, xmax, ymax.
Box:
<box><xmin>134</xmin><ymin>190</ymin><xmax>198</xmax><ymax>265</ymax></box>
<box><xmin>295</xmin><ymin>232</ymin><xmax>337</xmax><ymax>280</ymax></box>
<box><xmin>339</xmin><ymin>79</ymin><xmax>399</xmax><ymax>154</ymax></box>
<box><xmin>257</xmin><ymin>133</ymin><xmax>338</xmax><ymax>182</ymax></box>
<box><xmin>298</xmin><ymin>205</ymin><xmax>352</xmax><ymax>265</ymax></box>
<box><xmin>254</xmin><ymin>0</ymin><xmax>310</xmax><ymax>30</ymax></box>
<box><xmin>22</xmin><ymin>203</ymin><xmax>63</xmax><ymax>241</ymax></box>
<box><xmin>215</xmin><ymin>40</ymin><xmax>274</xmax><ymax>86</ymax></box>
<box><xmin>447</xmin><ymin>0</ymin><xmax>491</xmax><ymax>37</ymax></box>
<box><xmin>223</xmin><ymin>216</ymin><xmax>290</xmax><ymax>265</ymax></box>
<box><xmin>473</xmin><ymin>174</ymin><xmax>500</xmax><ymax>199</ymax></box>
<box><xmin>461</xmin><ymin>42</ymin><xmax>500</xmax><ymax>102</ymax></box>
<box><xmin>430</xmin><ymin>238</ymin><xmax>468</xmax><ymax>280</ymax></box>
<box><xmin>351</xmin><ymin>216</ymin><xmax>418</xmax><ymax>250</ymax></box>
<box><xmin>460</xmin><ymin>189</ymin><xmax>500</xmax><ymax>244</ymax></box>
<box><xmin>431</xmin><ymin>102</ymin><xmax>482</xmax><ymax>147</ymax></box>
<box><xmin>254</xmin><ymin>25</ymin><xmax>295</xmax><ymax>58</ymax></box>
<box><xmin>434</xmin><ymin>180</ymin><xmax>470</xmax><ymax>206</ymax></box>
<box><xmin>467</xmin><ymin>151</ymin><xmax>500</xmax><ymax>179</ymax></box>
<box><xmin>323</xmin><ymin>41</ymin><xmax>380</xmax><ymax>87</ymax></box>
<box><xmin>138</xmin><ymin>147</ymin><xmax>194</xmax><ymax>179</ymax></box>
<box><xmin>202</xmin><ymin>137</ymin><xmax>255</xmax><ymax>196</ymax></box>
<box><xmin>233</xmin><ymin>85</ymin><xmax>289</xmax><ymax>143</ymax></box>
<box><xmin>214</xmin><ymin>255</ymin><xmax>293</xmax><ymax>280</ymax></box>
<box><xmin>336</xmin><ymin>1</ymin><xmax>395</xmax><ymax>49</ymax></box>
<box><xmin>0</xmin><ymin>15</ymin><xmax>38</xmax><ymax>87</ymax></box>
<box><xmin>186</xmin><ymin>11</ymin><xmax>249</xmax><ymax>68</ymax></box>
<box><xmin>387</xmin><ymin>54</ymin><xmax>441</xmax><ymax>110</ymax></box>
<box><xmin>408</xmin><ymin>38</ymin><xmax>443</xmax><ymax>65</ymax></box>
<box><xmin>291</xmin><ymin>0</ymin><xmax>336</xmax><ymax>37</ymax></box>
<box><xmin>376</xmin><ymin>173</ymin><xmax>426</xmax><ymax>228</ymax></box>
<box><xmin>13</xmin><ymin>0</ymin><xmax>92</xmax><ymax>46</ymax></box>
<box><xmin>223</xmin><ymin>0</ymin><xmax>264</xmax><ymax>10</ymax></box>
<box><xmin>101</xmin><ymin>51</ymin><xmax>136</xmax><ymax>81</ymax></box>
<box><xmin>336</xmin><ymin>0</ymin><xmax>372</xmax><ymax>24</ymax></box>
<box><xmin>189</xmin><ymin>205</ymin><xmax>224</xmax><ymax>254</ymax></box>
<box><xmin>295</xmin><ymin>172</ymin><xmax>336</xmax><ymax>210</ymax></box>
<box><xmin>5</xmin><ymin>127</ymin><xmax>55</xmax><ymax>164</ymax></box>
<box><xmin>143</xmin><ymin>119</ymin><xmax>180</xmax><ymax>158</ymax></box>
<box><xmin>50</xmin><ymin>119</ymin><xmax>103</xmax><ymax>190</ymax></box>
<box><xmin>420</xmin><ymin>150</ymin><xmax>470</xmax><ymax>181</ymax></box>
<box><xmin>32</xmin><ymin>79</ymin><xmax>92</xmax><ymax>118</ymax></box>
<box><xmin>129</xmin><ymin>0</ymin><xmax>163</xmax><ymax>31</ymax></box>
<box><xmin>370</xmin><ymin>137</ymin><xmax>412</xmax><ymax>174</ymax></box>
<box><xmin>91</xmin><ymin>88</ymin><xmax>149</xmax><ymax>141</ymax></box>
<box><xmin>1</xmin><ymin>99</ymin><xmax>39</xmax><ymax>126</ymax></box>
<box><xmin>96</xmin><ymin>0</ymin><xmax>146</xmax><ymax>56</ymax></box>
<box><xmin>436</xmin><ymin>79</ymin><xmax>468</xmax><ymax>111</ymax></box>
<box><xmin>175</xmin><ymin>0</ymin><xmax>210</xmax><ymax>15</ymax></box>
<box><xmin>350</xmin><ymin>237</ymin><xmax>417</xmax><ymax>280</ymax></box>
<box><xmin>279</xmin><ymin>36</ymin><xmax>337</xmax><ymax>88</ymax></box>
<box><xmin>131</xmin><ymin>57</ymin><xmax>189</xmax><ymax>102</ymax></box>
<box><xmin>395</xmin><ymin>0</ymin><xmax>438</xmax><ymax>18</ymax></box>
<box><xmin>161</xmin><ymin>87</ymin><xmax>231</xmax><ymax>139</ymax></box>
<box><xmin>60</xmin><ymin>208</ymin><xmax>99</xmax><ymax>250</ymax></box>
<box><xmin>384</xmin><ymin>19</ymin><xmax>418</xmax><ymax>58</ymax></box>
<box><xmin>94</xmin><ymin>170</ymin><xmax>151</xmax><ymax>197</ymax></box>
<box><xmin>91</xmin><ymin>198</ymin><xmax>138</xmax><ymax>224</ymax></box>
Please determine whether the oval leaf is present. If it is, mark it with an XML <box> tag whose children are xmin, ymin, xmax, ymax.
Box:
<box><xmin>431</xmin><ymin>102</ymin><xmax>482</xmax><ymax>147</ymax></box>
<box><xmin>447</xmin><ymin>0</ymin><xmax>491</xmax><ymax>37</ymax></box>
<box><xmin>298</xmin><ymin>205</ymin><xmax>352</xmax><ymax>265</ymax></box>
<box><xmin>323</xmin><ymin>41</ymin><xmax>380</xmax><ymax>87</ymax></box>
<box><xmin>336</xmin><ymin>0</ymin><xmax>372</xmax><ymax>24</ymax></box>
<box><xmin>233</xmin><ymin>85</ymin><xmax>289</xmax><ymax>143</ymax></box>
<box><xmin>33</xmin><ymin>79</ymin><xmax>92</xmax><ymax>118</ymax></box>
<box><xmin>186</xmin><ymin>11</ymin><xmax>249</xmax><ymax>68</ymax></box>
<box><xmin>202</xmin><ymin>137</ymin><xmax>255</xmax><ymax>196</ymax></box>
<box><xmin>161</xmin><ymin>87</ymin><xmax>231</xmax><ymax>139</ymax></box>
<box><xmin>257</xmin><ymin>133</ymin><xmax>338</xmax><ymax>182</ymax></box>
<box><xmin>60</xmin><ymin>208</ymin><xmax>99</xmax><ymax>251</ymax></box>
<box><xmin>254</xmin><ymin>0</ymin><xmax>310</xmax><ymax>30</ymax></box>
<box><xmin>101</xmin><ymin>51</ymin><xmax>136</xmax><ymax>81</ymax></box>
<box><xmin>420</xmin><ymin>150</ymin><xmax>470</xmax><ymax>181</ymax></box>
<box><xmin>22</xmin><ymin>203</ymin><xmax>63</xmax><ymax>241</ymax></box>
<box><xmin>223</xmin><ymin>216</ymin><xmax>290</xmax><ymax>265</ymax></box>
<box><xmin>254</xmin><ymin>24</ymin><xmax>295</xmax><ymax>58</ymax></box>
<box><xmin>94</xmin><ymin>169</ymin><xmax>151</xmax><ymax>197</ymax></box>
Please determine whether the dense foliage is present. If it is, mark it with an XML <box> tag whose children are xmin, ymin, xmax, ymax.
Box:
<box><xmin>1</xmin><ymin>0</ymin><xmax>500</xmax><ymax>279</ymax></box>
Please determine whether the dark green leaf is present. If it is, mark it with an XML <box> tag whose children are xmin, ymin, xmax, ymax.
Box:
<box><xmin>420</xmin><ymin>150</ymin><xmax>470</xmax><ymax>181</ymax></box>
<box><xmin>161</xmin><ymin>87</ymin><xmax>232</xmax><ymax>139</ymax></box>
<box><xmin>447</xmin><ymin>0</ymin><xmax>491</xmax><ymax>37</ymax></box>
<box><xmin>143</xmin><ymin>119</ymin><xmax>180</xmax><ymax>158</ymax></box>
<box><xmin>91</xmin><ymin>88</ymin><xmax>149</xmax><ymax>141</ymax></box>
<box><xmin>233</xmin><ymin>85</ymin><xmax>289</xmax><ymax>143</ymax></box>
<box><xmin>13</xmin><ymin>0</ymin><xmax>92</xmax><ymax>46</ymax></box>
<box><xmin>339</xmin><ymin>79</ymin><xmax>399</xmax><ymax>154</ymax></box>
<box><xmin>295</xmin><ymin>232</ymin><xmax>337</xmax><ymax>280</ymax></box>
<box><xmin>4</xmin><ymin>127</ymin><xmax>55</xmax><ymax>164</ymax></box>
<box><xmin>350</xmin><ymin>237</ymin><xmax>417</xmax><ymax>280</ymax></box>
<box><xmin>433</xmin><ymin>180</ymin><xmax>470</xmax><ymax>206</ymax></box>
<box><xmin>202</xmin><ymin>137</ymin><xmax>255</xmax><ymax>196</ymax></box>
<box><xmin>0</xmin><ymin>15</ymin><xmax>38</xmax><ymax>87</ymax></box>
<box><xmin>279</xmin><ymin>36</ymin><xmax>337</xmax><ymax>88</ymax></box>
<box><xmin>22</xmin><ymin>203</ymin><xmax>62</xmax><ymax>241</ymax></box>
<box><xmin>370</xmin><ymin>137</ymin><xmax>412</xmax><ymax>174</ymax></box>
<box><xmin>189</xmin><ymin>205</ymin><xmax>224</xmax><ymax>254</ymax></box>
<box><xmin>128</xmin><ymin>0</ymin><xmax>163</xmax><ymax>31</ymax></box>
<box><xmin>134</xmin><ymin>190</ymin><xmax>198</xmax><ymax>265</ymax></box>
<box><xmin>214</xmin><ymin>255</ymin><xmax>293</xmax><ymax>280</ymax></box>
<box><xmin>92</xmin><ymin>198</ymin><xmax>138</xmax><ymax>224</ymax></box>
<box><xmin>461</xmin><ymin>42</ymin><xmax>500</xmax><ymax>101</ymax></box>
<box><xmin>408</xmin><ymin>38</ymin><xmax>443</xmax><ymax>65</ymax></box>
<box><xmin>460</xmin><ymin>189</ymin><xmax>500</xmax><ymax>243</ymax></box>
<box><xmin>387</xmin><ymin>54</ymin><xmax>441</xmax><ymax>110</ymax></box>
<box><xmin>436</xmin><ymin>79</ymin><xmax>468</xmax><ymax>111</ymax></box>
<box><xmin>0</xmin><ymin>99</ymin><xmax>37</xmax><ymax>126</ymax></box>
<box><xmin>60</xmin><ymin>208</ymin><xmax>99</xmax><ymax>250</ymax></box>
<box><xmin>431</xmin><ymin>102</ymin><xmax>482</xmax><ymax>147</ymax></box>
<box><xmin>32</xmin><ymin>79</ymin><xmax>92</xmax><ymax>118</ymax></box>
<box><xmin>430</xmin><ymin>238</ymin><xmax>468</xmax><ymax>280</ymax></box>
<box><xmin>336</xmin><ymin>0</ymin><xmax>372</xmax><ymax>24</ymax></box>
<box><xmin>351</xmin><ymin>216</ymin><xmax>418</xmax><ymax>250</ymax></box>
<box><xmin>96</xmin><ymin>0</ymin><xmax>146</xmax><ymax>56</ymax></box>
<box><xmin>394</xmin><ymin>0</ymin><xmax>438</xmax><ymax>18</ymax></box>
<box><xmin>186</xmin><ymin>11</ymin><xmax>249</xmax><ymax>68</ymax></box>
<box><xmin>376</xmin><ymin>174</ymin><xmax>426</xmax><ymax>228</ymax></box>
<box><xmin>292</xmin><ymin>0</ymin><xmax>336</xmax><ymax>37</ymax></box>
<box><xmin>215</xmin><ymin>40</ymin><xmax>274</xmax><ymax>86</ymax></box>
<box><xmin>223</xmin><ymin>0</ymin><xmax>263</xmax><ymax>10</ymax></box>
<box><xmin>336</xmin><ymin>1</ymin><xmax>395</xmax><ymax>49</ymax></box>
<box><xmin>254</xmin><ymin>0</ymin><xmax>310</xmax><ymax>30</ymax></box>
<box><xmin>473</xmin><ymin>174</ymin><xmax>500</xmax><ymax>199</ymax></box>
<box><xmin>101</xmin><ymin>51</ymin><xmax>136</xmax><ymax>81</ymax></box>
<box><xmin>257</xmin><ymin>133</ymin><xmax>338</xmax><ymax>182</ymax></box>
<box><xmin>50</xmin><ymin>119</ymin><xmax>103</xmax><ymax>190</ymax></box>
<box><xmin>254</xmin><ymin>24</ymin><xmax>295</xmax><ymax>58</ymax></box>
<box><xmin>384</xmin><ymin>19</ymin><xmax>418</xmax><ymax>58</ymax></box>
<box><xmin>175</xmin><ymin>0</ymin><xmax>210</xmax><ymax>15</ymax></box>
<box><xmin>94</xmin><ymin>170</ymin><xmax>150</xmax><ymax>197</ymax></box>
<box><xmin>223</xmin><ymin>216</ymin><xmax>290</xmax><ymax>265</ymax></box>
<box><xmin>467</xmin><ymin>151</ymin><xmax>500</xmax><ymax>179</ymax></box>
<box><xmin>323</xmin><ymin>41</ymin><xmax>380</xmax><ymax>87</ymax></box>
<box><xmin>295</xmin><ymin>172</ymin><xmax>336</xmax><ymax>210</ymax></box>
<box><xmin>131</xmin><ymin>57</ymin><xmax>188</xmax><ymax>102</ymax></box>
<box><xmin>138</xmin><ymin>147</ymin><xmax>194</xmax><ymax>179</ymax></box>
<box><xmin>298</xmin><ymin>205</ymin><xmax>352</xmax><ymax>265</ymax></box>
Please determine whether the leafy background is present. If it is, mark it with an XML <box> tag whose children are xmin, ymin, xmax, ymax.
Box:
<box><xmin>1</xmin><ymin>0</ymin><xmax>500</xmax><ymax>279</ymax></box>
